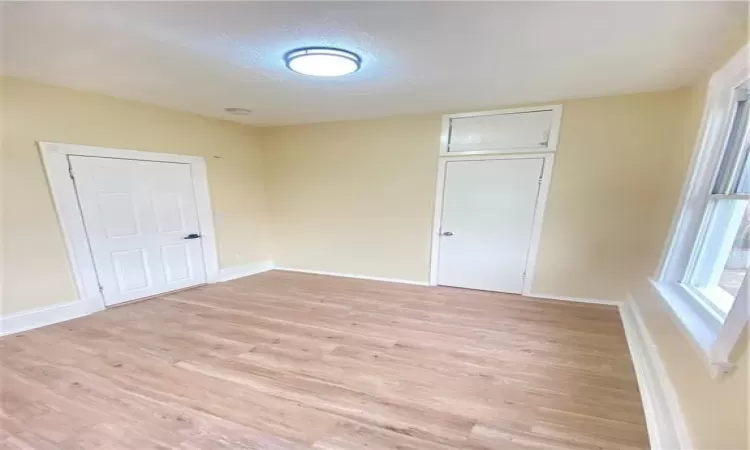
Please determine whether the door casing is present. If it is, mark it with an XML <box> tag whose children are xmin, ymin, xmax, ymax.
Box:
<box><xmin>39</xmin><ymin>142</ymin><xmax>220</xmax><ymax>314</ymax></box>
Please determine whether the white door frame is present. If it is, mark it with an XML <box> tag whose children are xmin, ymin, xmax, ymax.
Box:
<box><xmin>38</xmin><ymin>142</ymin><xmax>220</xmax><ymax>313</ymax></box>
<box><xmin>429</xmin><ymin>153</ymin><xmax>555</xmax><ymax>295</ymax></box>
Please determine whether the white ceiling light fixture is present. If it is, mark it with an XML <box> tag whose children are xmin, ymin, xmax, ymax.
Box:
<box><xmin>284</xmin><ymin>47</ymin><xmax>361</xmax><ymax>77</ymax></box>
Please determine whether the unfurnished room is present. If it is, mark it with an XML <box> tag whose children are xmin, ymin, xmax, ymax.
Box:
<box><xmin>0</xmin><ymin>2</ymin><xmax>748</xmax><ymax>449</ymax></box>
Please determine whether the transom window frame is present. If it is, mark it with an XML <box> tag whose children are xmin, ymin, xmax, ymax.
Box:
<box><xmin>654</xmin><ymin>43</ymin><xmax>749</xmax><ymax>377</ymax></box>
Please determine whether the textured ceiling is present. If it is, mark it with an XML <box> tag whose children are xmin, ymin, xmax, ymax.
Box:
<box><xmin>2</xmin><ymin>1</ymin><xmax>747</xmax><ymax>125</ymax></box>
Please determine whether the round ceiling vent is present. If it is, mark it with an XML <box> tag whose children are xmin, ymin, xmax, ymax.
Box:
<box><xmin>224</xmin><ymin>108</ymin><xmax>252</xmax><ymax>115</ymax></box>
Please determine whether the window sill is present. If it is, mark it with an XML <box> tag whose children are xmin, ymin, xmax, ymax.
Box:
<box><xmin>695</xmin><ymin>285</ymin><xmax>734</xmax><ymax>315</ymax></box>
<box><xmin>649</xmin><ymin>279</ymin><xmax>735</xmax><ymax>377</ymax></box>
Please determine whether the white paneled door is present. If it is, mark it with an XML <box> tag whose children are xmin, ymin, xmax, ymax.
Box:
<box><xmin>69</xmin><ymin>156</ymin><xmax>207</xmax><ymax>306</ymax></box>
<box><xmin>436</xmin><ymin>158</ymin><xmax>544</xmax><ymax>293</ymax></box>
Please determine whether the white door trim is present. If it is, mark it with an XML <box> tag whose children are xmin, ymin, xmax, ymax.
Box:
<box><xmin>429</xmin><ymin>153</ymin><xmax>555</xmax><ymax>295</ymax></box>
<box><xmin>38</xmin><ymin>142</ymin><xmax>220</xmax><ymax>313</ymax></box>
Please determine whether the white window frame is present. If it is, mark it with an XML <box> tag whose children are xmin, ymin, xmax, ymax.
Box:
<box><xmin>39</xmin><ymin>142</ymin><xmax>220</xmax><ymax>314</ymax></box>
<box><xmin>653</xmin><ymin>43</ymin><xmax>750</xmax><ymax>377</ymax></box>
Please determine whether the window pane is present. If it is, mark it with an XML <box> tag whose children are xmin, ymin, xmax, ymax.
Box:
<box><xmin>736</xmin><ymin>146</ymin><xmax>750</xmax><ymax>193</ymax></box>
<box><xmin>721</xmin><ymin>200</ymin><xmax>750</xmax><ymax>296</ymax></box>
<box><xmin>713</xmin><ymin>96</ymin><xmax>749</xmax><ymax>194</ymax></box>
<box><xmin>687</xmin><ymin>199</ymin><xmax>749</xmax><ymax>315</ymax></box>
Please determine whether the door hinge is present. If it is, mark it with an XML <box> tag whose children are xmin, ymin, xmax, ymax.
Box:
<box><xmin>68</xmin><ymin>166</ymin><xmax>75</xmax><ymax>180</ymax></box>
<box><xmin>98</xmin><ymin>284</ymin><xmax>104</xmax><ymax>293</ymax></box>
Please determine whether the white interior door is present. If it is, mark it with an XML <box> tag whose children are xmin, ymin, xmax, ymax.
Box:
<box><xmin>69</xmin><ymin>156</ymin><xmax>207</xmax><ymax>306</ymax></box>
<box><xmin>437</xmin><ymin>158</ymin><xmax>544</xmax><ymax>293</ymax></box>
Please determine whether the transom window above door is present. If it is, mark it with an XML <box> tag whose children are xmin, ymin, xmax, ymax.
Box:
<box><xmin>440</xmin><ymin>105</ymin><xmax>563</xmax><ymax>156</ymax></box>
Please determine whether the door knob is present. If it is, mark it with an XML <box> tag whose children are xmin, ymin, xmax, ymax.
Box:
<box><xmin>441</xmin><ymin>231</ymin><xmax>454</xmax><ymax>236</ymax></box>
<box><xmin>183</xmin><ymin>233</ymin><xmax>201</xmax><ymax>240</ymax></box>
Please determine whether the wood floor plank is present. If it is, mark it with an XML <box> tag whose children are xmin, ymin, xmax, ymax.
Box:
<box><xmin>0</xmin><ymin>270</ymin><xmax>649</xmax><ymax>449</ymax></box>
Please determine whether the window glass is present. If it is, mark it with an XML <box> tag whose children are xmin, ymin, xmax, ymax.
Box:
<box><xmin>687</xmin><ymin>199</ymin><xmax>749</xmax><ymax>315</ymax></box>
<box><xmin>735</xmin><ymin>148</ymin><xmax>750</xmax><ymax>194</ymax></box>
<box><xmin>713</xmin><ymin>98</ymin><xmax>748</xmax><ymax>194</ymax></box>
<box><xmin>719</xmin><ymin>202</ymin><xmax>750</xmax><ymax>297</ymax></box>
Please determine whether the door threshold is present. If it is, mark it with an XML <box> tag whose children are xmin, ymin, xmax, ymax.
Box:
<box><xmin>105</xmin><ymin>284</ymin><xmax>207</xmax><ymax>309</ymax></box>
<box><xmin>438</xmin><ymin>284</ymin><xmax>522</xmax><ymax>296</ymax></box>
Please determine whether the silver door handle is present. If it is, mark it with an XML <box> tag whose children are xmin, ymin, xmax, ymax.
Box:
<box><xmin>441</xmin><ymin>231</ymin><xmax>454</xmax><ymax>236</ymax></box>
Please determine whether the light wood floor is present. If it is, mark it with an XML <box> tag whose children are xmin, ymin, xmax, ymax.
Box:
<box><xmin>0</xmin><ymin>270</ymin><xmax>649</xmax><ymax>449</ymax></box>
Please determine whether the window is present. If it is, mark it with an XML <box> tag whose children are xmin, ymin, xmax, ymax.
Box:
<box><xmin>685</xmin><ymin>84</ymin><xmax>749</xmax><ymax>318</ymax></box>
<box><xmin>655</xmin><ymin>44</ymin><xmax>749</xmax><ymax>375</ymax></box>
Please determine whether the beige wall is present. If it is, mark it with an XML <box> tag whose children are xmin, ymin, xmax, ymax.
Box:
<box><xmin>629</xmin><ymin>37</ymin><xmax>750</xmax><ymax>449</ymax></box>
<box><xmin>262</xmin><ymin>77</ymin><xmax>748</xmax><ymax>448</ymax></box>
<box><xmin>261</xmin><ymin>116</ymin><xmax>440</xmax><ymax>282</ymax></box>
<box><xmin>1</xmin><ymin>77</ymin><xmax>272</xmax><ymax>315</ymax></box>
<box><xmin>261</xmin><ymin>90</ymin><xmax>687</xmax><ymax>299</ymax></box>
<box><xmin>0</xmin><ymin>76</ymin><xmax>692</xmax><ymax>312</ymax></box>
<box><xmin>532</xmin><ymin>92</ymin><xmax>686</xmax><ymax>299</ymax></box>
<box><xmin>634</xmin><ymin>282</ymin><xmax>749</xmax><ymax>449</ymax></box>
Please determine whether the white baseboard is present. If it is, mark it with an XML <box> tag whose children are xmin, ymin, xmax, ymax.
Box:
<box><xmin>525</xmin><ymin>292</ymin><xmax>623</xmax><ymax>306</ymax></box>
<box><xmin>217</xmin><ymin>260</ymin><xmax>274</xmax><ymax>282</ymax></box>
<box><xmin>274</xmin><ymin>267</ymin><xmax>430</xmax><ymax>286</ymax></box>
<box><xmin>0</xmin><ymin>300</ymin><xmax>91</xmax><ymax>337</ymax></box>
<box><xmin>619</xmin><ymin>295</ymin><xmax>692</xmax><ymax>450</ymax></box>
<box><xmin>1</xmin><ymin>261</ymin><xmax>274</xmax><ymax>336</ymax></box>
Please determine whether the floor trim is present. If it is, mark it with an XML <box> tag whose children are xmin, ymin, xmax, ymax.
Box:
<box><xmin>274</xmin><ymin>267</ymin><xmax>430</xmax><ymax>286</ymax></box>
<box><xmin>217</xmin><ymin>260</ymin><xmax>275</xmax><ymax>282</ymax></box>
<box><xmin>619</xmin><ymin>295</ymin><xmax>692</xmax><ymax>450</ymax></box>
<box><xmin>526</xmin><ymin>292</ymin><xmax>623</xmax><ymax>306</ymax></box>
<box><xmin>0</xmin><ymin>300</ymin><xmax>92</xmax><ymax>337</ymax></box>
<box><xmin>1</xmin><ymin>261</ymin><xmax>275</xmax><ymax>336</ymax></box>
